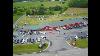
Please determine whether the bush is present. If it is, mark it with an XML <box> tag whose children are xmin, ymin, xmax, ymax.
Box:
<box><xmin>59</xmin><ymin>6</ymin><xmax>68</xmax><ymax>14</ymax></box>
<box><xmin>37</xmin><ymin>7</ymin><xmax>47</xmax><ymax>15</ymax></box>
<box><xmin>62</xmin><ymin>1</ymin><xmax>65</xmax><ymax>4</ymax></box>
<box><xmin>26</xmin><ymin>9</ymin><xmax>32</xmax><ymax>15</ymax></box>
<box><xmin>16</xmin><ymin>11</ymin><xmax>23</xmax><ymax>15</ymax></box>
<box><xmin>53</xmin><ymin>5</ymin><xmax>62</xmax><ymax>11</ymax></box>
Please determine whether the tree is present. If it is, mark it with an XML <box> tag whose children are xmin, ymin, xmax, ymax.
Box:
<box><xmin>69</xmin><ymin>0</ymin><xmax>88</xmax><ymax>8</ymax></box>
<box><xmin>32</xmin><ymin>9</ymin><xmax>36</xmax><ymax>15</ymax></box>
<box><xmin>49</xmin><ymin>7</ymin><xmax>54</xmax><ymax>11</ymax></box>
<box><xmin>49</xmin><ymin>11</ymin><xmax>54</xmax><ymax>15</ymax></box>
<box><xmin>47</xmin><ymin>9</ymin><xmax>54</xmax><ymax>15</ymax></box>
<box><xmin>37</xmin><ymin>7</ymin><xmax>47</xmax><ymax>15</ymax></box>
<box><xmin>41</xmin><ymin>4</ymin><xmax>44</xmax><ymax>6</ymax></box>
<box><xmin>13</xmin><ymin>0</ymin><xmax>16</xmax><ymax>2</ymax></box>
<box><xmin>53</xmin><ymin>5</ymin><xmax>62</xmax><ymax>11</ymax></box>
<box><xmin>16</xmin><ymin>11</ymin><xmax>23</xmax><ymax>15</ymax></box>
<box><xmin>13</xmin><ymin>8</ymin><xmax>17</xmax><ymax>14</ymax></box>
<box><xmin>26</xmin><ymin>9</ymin><xmax>32</xmax><ymax>15</ymax></box>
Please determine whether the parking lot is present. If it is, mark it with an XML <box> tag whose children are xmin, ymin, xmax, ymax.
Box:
<box><xmin>13</xmin><ymin>17</ymin><xmax>88</xmax><ymax>56</ymax></box>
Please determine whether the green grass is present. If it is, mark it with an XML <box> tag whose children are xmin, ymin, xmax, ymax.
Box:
<box><xmin>13</xmin><ymin>15</ymin><xmax>23</xmax><ymax>23</ymax></box>
<box><xmin>13</xmin><ymin>43</ymin><xmax>48</xmax><ymax>54</ymax></box>
<box><xmin>75</xmin><ymin>38</ymin><xmax>88</xmax><ymax>48</ymax></box>
<box><xmin>13</xmin><ymin>1</ymin><xmax>67</xmax><ymax>8</ymax></box>
<box><xmin>53</xmin><ymin>11</ymin><xmax>61</xmax><ymax>14</ymax></box>
<box><xmin>64</xmin><ymin>8</ymin><xmax>88</xmax><ymax>16</ymax></box>
<box><xmin>14</xmin><ymin>15</ymin><xmax>79</xmax><ymax>27</ymax></box>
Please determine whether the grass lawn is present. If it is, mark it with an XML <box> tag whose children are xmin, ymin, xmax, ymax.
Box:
<box><xmin>64</xmin><ymin>8</ymin><xmax>88</xmax><ymax>16</ymax></box>
<box><xmin>16</xmin><ymin>16</ymin><xmax>40</xmax><ymax>26</ymax></box>
<box><xmin>13</xmin><ymin>43</ymin><xmax>48</xmax><ymax>54</ymax></box>
<box><xmin>13</xmin><ymin>1</ymin><xmax>67</xmax><ymax>8</ymax></box>
<box><xmin>13</xmin><ymin>15</ymin><xmax>23</xmax><ymax>23</ymax></box>
<box><xmin>69</xmin><ymin>38</ymin><xmax>88</xmax><ymax>48</ymax></box>
<box><xmin>15</xmin><ymin>15</ymin><xmax>79</xmax><ymax>27</ymax></box>
<box><xmin>14</xmin><ymin>14</ymin><xmax>85</xmax><ymax>27</ymax></box>
<box><xmin>75</xmin><ymin>38</ymin><xmax>88</xmax><ymax>48</ymax></box>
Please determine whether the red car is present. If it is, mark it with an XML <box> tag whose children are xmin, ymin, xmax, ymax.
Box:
<box><xmin>42</xmin><ymin>26</ymin><xmax>53</xmax><ymax>31</ymax></box>
<box><xmin>63</xmin><ymin>25</ymin><xmax>70</xmax><ymax>30</ymax></box>
<box><xmin>74</xmin><ymin>22</ymin><xmax>80</xmax><ymax>27</ymax></box>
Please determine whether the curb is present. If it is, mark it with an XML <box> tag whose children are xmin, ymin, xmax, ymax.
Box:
<box><xmin>42</xmin><ymin>39</ymin><xmax>51</xmax><ymax>51</ymax></box>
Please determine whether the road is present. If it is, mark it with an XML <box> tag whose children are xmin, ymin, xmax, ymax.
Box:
<box><xmin>13</xmin><ymin>27</ymin><xmax>88</xmax><ymax>56</ymax></box>
<box><xmin>14</xmin><ymin>48</ymin><xmax>88</xmax><ymax>56</ymax></box>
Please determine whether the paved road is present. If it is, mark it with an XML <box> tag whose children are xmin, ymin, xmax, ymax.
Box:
<box><xmin>13</xmin><ymin>27</ymin><xmax>88</xmax><ymax>56</ymax></box>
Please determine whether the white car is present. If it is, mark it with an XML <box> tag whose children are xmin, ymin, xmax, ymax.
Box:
<box><xmin>41</xmin><ymin>36</ymin><xmax>46</xmax><ymax>39</ymax></box>
<box><xmin>37</xmin><ymin>37</ymin><xmax>41</xmax><ymax>42</ymax></box>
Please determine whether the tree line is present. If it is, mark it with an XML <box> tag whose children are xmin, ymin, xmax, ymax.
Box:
<box><xmin>69</xmin><ymin>0</ymin><xmax>88</xmax><ymax>8</ymax></box>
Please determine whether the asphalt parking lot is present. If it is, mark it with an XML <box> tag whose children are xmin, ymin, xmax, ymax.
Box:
<box><xmin>44</xmin><ymin>27</ymin><xmax>88</xmax><ymax>51</ymax></box>
<box><xmin>13</xmin><ymin>26</ymin><xmax>88</xmax><ymax>56</ymax></box>
<box><xmin>14</xmin><ymin>48</ymin><xmax>88</xmax><ymax>56</ymax></box>
<box><xmin>13</xmin><ymin>18</ymin><xmax>88</xmax><ymax>56</ymax></box>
